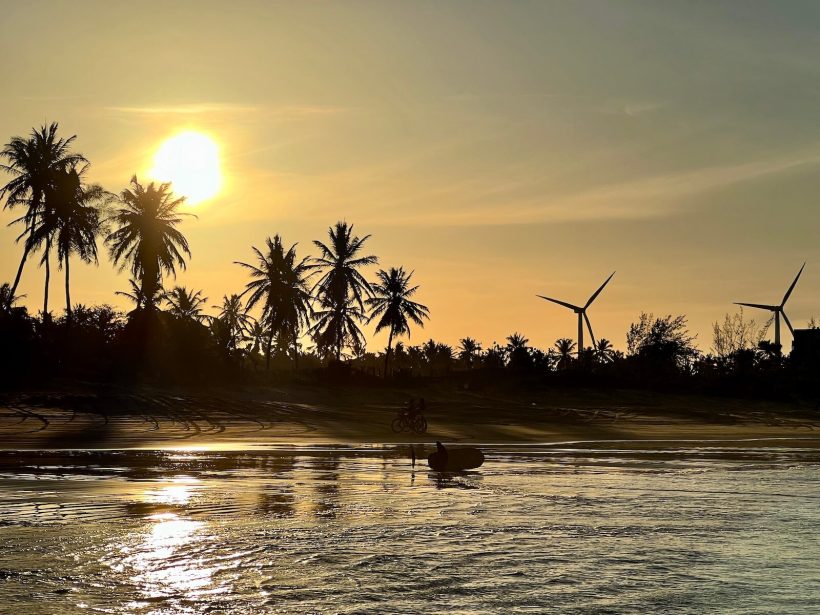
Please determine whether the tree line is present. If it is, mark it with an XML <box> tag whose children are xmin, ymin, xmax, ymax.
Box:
<box><xmin>0</xmin><ymin>123</ymin><xmax>430</xmax><ymax>381</ymax></box>
<box><xmin>1</xmin><ymin>123</ymin><xmax>818</xmax><ymax>398</ymax></box>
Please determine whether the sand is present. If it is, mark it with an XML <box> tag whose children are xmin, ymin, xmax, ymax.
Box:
<box><xmin>0</xmin><ymin>382</ymin><xmax>818</xmax><ymax>450</ymax></box>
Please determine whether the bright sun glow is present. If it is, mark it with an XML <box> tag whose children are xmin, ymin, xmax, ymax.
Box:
<box><xmin>150</xmin><ymin>131</ymin><xmax>221</xmax><ymax>205</ymax></box>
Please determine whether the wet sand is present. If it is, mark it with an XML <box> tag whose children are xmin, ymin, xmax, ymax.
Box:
<box><xmin>1</xmin><ymin>383</ymin><xmax>817</xmax><ymax>450</ymax></box>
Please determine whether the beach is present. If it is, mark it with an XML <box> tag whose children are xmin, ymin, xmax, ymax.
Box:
<box><xmin>1</xmin><ymin>383</ymin><xmax>817</xmax><ymax>450</ymax></box>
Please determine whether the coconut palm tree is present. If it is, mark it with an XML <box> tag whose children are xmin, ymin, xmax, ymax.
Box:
<box><xmin>506</xmin><ymin>332</ymin><xmax>529</xmax><ymax>352</ymax></box>
<box><xmin>366</xmin><ymin>267</ymin><xmax>429</xmax><ymax>377</ymax></box>
<box><xmin>24</xmin><ymin>167</ymin><xmax>109</xmax><ymax>323</ymax></box>
<box><xmin>457</xmin><ymin>337</ymin><xmax>482</xmax><ymax>369</ymax></box>
<box><xmin>243</xmin><ymin>317</ymin><xmax>270</xmax><ymax>365</ymax></box>
<box><xmin>311</xmin><ymin>222</ymin><xmax>377</xmax><ymax>361</ymax></box>
<box><xmin>0</xmin><ymin>123</ymin><xmax>87</xmax><ymax>309</ymax></box>
<box><xmin>162</xmin><ymin>286</ymin><xmax>207</xmax><ymax>322</ymax></box>
<box><xmin>313</xmin><ymin>222</ymin><xmax>377</xmax><ymax>309</ymax></box>
<box><xmin>505</xmin><ymin>332</ymin><xmax>533</xmax><ymax>370</ymax></box>
<box><xmin>0</xmin><ymin>283</ymin><xmax>24</xmax><ymax>313</ymax></box>
<box><xmin>310</xmin><ymin>295</ymin><xmax>367</xmax><ymax>361</ymax></box>
<box><xmin>236</xmin><ymin>235</ymin><xmax>314</xmax><ymax>370</ymax></box>
<box><xmin>106</xmin><ymin>176</ymin><xmax>193</xmax><ymax>310</ymax></box>
<box><xmin>116</xmin><ymin>278</ymin><xmax>161</xmax><ymax>315</ymax></box>
<box><xmin>213</xmin><ymin>294</ymin><xmax>252</xmax><ymax>353</ymax></box>
<box><xmin>554</xmin><ymin>338</ymin><xmax>577</xmax><ymax>370</ymax></box>
<box><xmin>594</xmin><ymin>338</ymin><xmax>616</xmax><ymax>364</ymax></box>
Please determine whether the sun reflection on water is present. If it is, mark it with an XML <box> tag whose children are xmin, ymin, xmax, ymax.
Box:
<box><xmin>127</xmin><ymin>513</ymin><xmax>214</xmax><ymax>599</ymax></box>
<box><xmin>142</xmin><ymin>476</ymin><xmax>200</xmax><ymax>506</ymax></box>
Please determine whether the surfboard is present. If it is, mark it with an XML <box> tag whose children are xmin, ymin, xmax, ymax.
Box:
<box><xmin>427</xmin><ymin>447</ymin><xmax>484</xmax><ymax>472</ymax></box>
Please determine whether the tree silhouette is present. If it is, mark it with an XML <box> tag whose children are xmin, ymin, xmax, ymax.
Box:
<box><xmin>311</xmin><ymin>296</ymin><xmax>366</xmax><ymax>362</ymax></box>
<box><xmin>213</xmin><ymin>294</ymin><xmax>252</xmax><ymax>355</ymax></box>
<box><xmin>243</xmin><ymin>317</ymin><xmax>271</xmax><ymax>368</ymax></box>
<box><xmin>366</xmin><ymin>267</ymin><xmax>429</xmax><ymax>377</ymax></box>
<box><xmin>236</xmin><ymin>235</ymin><xmax>314</xmax><ymax>371</ymax></box>
<box><xmin>116</xmin><ymin>278</ymin><xmax>160</xmax><ymax>315</ymax></box>
<box><xmin>627</xmin><ymin>312</ymin><xmax>698</xmax><ymax>372</ymax></box>
<box><xmin>594</xmin><ymin>338</ymin><xmax>616</xmax><ymax>364</ymax></box>
<box><xmin>457</xmin><ymin>337</ymin><xmax>482</xmax><ymax>369</ymax></box>
<box><xmin>312</xmin><ymin>222</ymin><xmax>377</xmax><ymax>361</ymax></box>
<box><xmin>25</xmin><ymin>167</ymin><xmax>109</xmax><ymax>323</ymax></box>
<box><xmin>1</xmin><ymin>123</ymin><xmax>87</xmax><ymax>309</ymax></box>
<box><xmin>506</xmin><ymin>332</ymin><xmax>532</xmax><ymax>371</ymax></box>
<box><xmin>162</xmin><ymin>286</ymin><xmax>207</xmax><ymax>322</ymax></box>
<box><xmin>554</xmin><ymin>338</ymin><xmax>577</xmax><ymax>370</ymax></box>
<box><xmin>0</xmin><ymin>283</ymin><xmax>24</xmax><ymax>313</ymax></box>
<box><xmin>106</xmin><ymin>176</ymin><xmax>193</xmax><ymax>311</ymax></box>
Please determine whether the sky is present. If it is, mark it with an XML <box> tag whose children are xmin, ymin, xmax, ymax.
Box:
<box><xmin>2</xmin><ymin>1</ymin><xmax>820</xmax><ymax>353</ymax></box>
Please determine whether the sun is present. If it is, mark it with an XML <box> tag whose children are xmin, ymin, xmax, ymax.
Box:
<box><xmin>150</xmin><ymin>131</ymin><xmax>222</xmax><ymax>205</ymax></box>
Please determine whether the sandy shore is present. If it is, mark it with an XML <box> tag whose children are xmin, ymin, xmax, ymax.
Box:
<box><xmin>0</xmin><ymin>383</ymin><xmax>818</xmax><ymax>450</ymax></box>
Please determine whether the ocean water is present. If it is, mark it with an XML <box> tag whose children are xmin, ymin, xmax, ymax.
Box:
<box><xmin>0</xmin><ymin>444</ymin><xmax>818</xmax><ymax>614</ymax></box>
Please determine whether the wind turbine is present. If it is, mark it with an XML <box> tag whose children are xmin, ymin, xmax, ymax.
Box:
<box><xmin>735</xmin><ymin>263</ymin><xmax>805</xmax><ymax>349</ymax></box>
<box><xmin>538</xmin><ymin>272</ymin><xmax>615</xmax><ymax>356</ymax></box>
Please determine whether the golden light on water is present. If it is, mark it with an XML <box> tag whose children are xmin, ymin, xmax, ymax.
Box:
<box><xmin>149</xmin><ymin>131</ymin><xmax>222</xmax><ymax>205</ymax></box>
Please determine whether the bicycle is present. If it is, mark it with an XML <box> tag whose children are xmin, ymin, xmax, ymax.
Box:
<box><xmin>390</xmin><ymin>409</ymin><xmax>428</xmax><ymax>434</ymax></box>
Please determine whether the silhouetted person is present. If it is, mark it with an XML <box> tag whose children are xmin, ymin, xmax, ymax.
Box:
<box><xmin>435</xmin><ymin>440</ymin><xmax>448</xmax><ymax>467</ymax></box>
<box><xmin>419</xmin><ymin>398</ymin><xmax>427</xmax><ymax>415</ymax></box>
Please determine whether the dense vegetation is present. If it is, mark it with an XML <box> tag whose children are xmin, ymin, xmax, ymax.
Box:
<box><xmin>1</xmin><ymin>123</ymin><xmax>818</xmax><ymax>401</ymax></box>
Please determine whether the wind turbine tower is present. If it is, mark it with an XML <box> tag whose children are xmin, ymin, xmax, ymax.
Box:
<box><xmin>735</xmin><ymin>263</ymin><xmax>805</xmax><ymax>349</ymax></box>
<box><xmin>538</xmin><ymin>272</ymin><xmax>615</xmax><ymax>356</ymax></box>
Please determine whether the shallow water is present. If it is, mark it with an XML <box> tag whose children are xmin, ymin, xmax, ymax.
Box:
<box><xmin>0</xmin><ymin>444</ymin><xmax>818</xmax><ymax>614</ymax></box>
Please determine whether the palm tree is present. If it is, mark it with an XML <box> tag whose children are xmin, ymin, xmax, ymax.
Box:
<box><xmin>506</xmin><ymin>332</ymin><xmax>529</xmax><ymax>352</ymax></box>
<box><xmin>213</xmin><ymin>294</ymin><xmax>252</xmax><ymax>353</ymax></box>
<box><xmin>457</xmin><ymin>337</ymin><xmax>482</xmax><ymax>369</ymax></box>
<box><xmin>505</xmin><ymin>332</ymin><xmax>532</xmax><ymax>370</ymax></box>
<box><xmin>594</xmin><ymin>338</ymin><xmax>616</xmax><ymax>364</ymax></box>
<box><xmin>116</xmin><ymin>278</ymin><xmax>161</xmax><ymax>315</ymax></box>
<box><xmin>106</xmin><ymin>176</ymin><xmax>193</xmax><ymax>310</ymax></box>
<box><xmin>0</xmin><ymin>283</ymin><xmax>24</xmax><ymax>313</ymax></box>
<box><xmin>366</xmin><ymin>267</ymin><xmax>429</xmax><ymax>377</ymax></box>
<box><xmin>310</xmin><ymin>296</ymin><xmax>367</xmax><ymax>361</ymax></box>
<box><xmin>162</xmin><ymin>286</ymin><xmax>207</xmax><ymax>322</ymax></box>
<box><xmin>0</xmin><ymin>123</ymin><xmax>87</xmax><ymax>309</ymax></box>
<box><xmin>554</xmin><ymin>338</ymin><xmax>577</xmax><ymax>370</ymax></box>
<box><xmin>236</xmin><ymin>235</ymin><xmax>314</xmax><ymax>371</ymax></box>
<box><xmin>25</xmin><ymin>167</ymin><xmax>109</xmax><ymax>323</ymax></box>
<box><xmin>312</xmin><ymin>222</ymin><xmax>377</xmax><ymax>361</ymax></box>
<box><xmin>243</xmin><ymin>317</ymin><xmax>271</xmax><ymax>365</ymax></box>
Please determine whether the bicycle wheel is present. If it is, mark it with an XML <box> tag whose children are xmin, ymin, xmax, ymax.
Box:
<box><xmin>412</xmin><ymin>415</ymin><xmax>428</xmax><ymax>434</ymax></box>
<box><xmin>391</xmin><ymin>417</ymin><xmax>403</xmax><ymax>433</ymax></box>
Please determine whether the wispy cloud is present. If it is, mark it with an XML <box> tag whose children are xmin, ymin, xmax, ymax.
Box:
<box><xmin>243</xmin><ymin>146</ymin><xmax>820</xmax><ymax>229</ymax></box>
<box><xmin>104</xmin><ymin>103</ymin><xmax>348</xmax><ymax>118</ymax></box>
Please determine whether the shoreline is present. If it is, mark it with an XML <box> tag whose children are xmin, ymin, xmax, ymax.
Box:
<box><xmin>1</xmin><ymin>383</ymin><xmax>818</xmax><ymax>451</ymax></box>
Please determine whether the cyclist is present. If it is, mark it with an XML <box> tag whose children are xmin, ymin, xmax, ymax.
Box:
<box><xmin>405</xmin><ymin>397</ymin><xmax>418</xmax><ymax>420</ymax></box>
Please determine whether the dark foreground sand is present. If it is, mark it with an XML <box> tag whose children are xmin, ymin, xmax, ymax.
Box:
<box><xmin>1</xmin><ymin>382</ymin><xmax>818</xmax><ymax>450</ymax></box>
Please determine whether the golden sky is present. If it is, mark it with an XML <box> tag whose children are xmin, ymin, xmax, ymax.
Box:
<box><xmin>2</xmin><ymin>1</ymin><xmax>819</xmax><ymax>352</ymax></box>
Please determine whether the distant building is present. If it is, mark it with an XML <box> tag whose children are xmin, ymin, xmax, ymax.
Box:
<box><xmin>791</xmin><ymin>329</ymin><xmax>820</xmax><ymax>375</ymax></box>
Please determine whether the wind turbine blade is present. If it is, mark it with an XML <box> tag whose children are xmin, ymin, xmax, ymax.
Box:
<box><xmin>585</xmin><ymin>271</ymin><xmax>615</xmax><ymax>309</ymax></box>
<box><xmin>537</xmin><ymin>295</ymin><xmax>581</xmax><ymax>311</ymax></box>
<box><xmin>734</xmin><ymin>302</ymin><xmax>778</xmax><ymax>311</ymax></box>
<box><xmin>781</xmin><ymin>310</ymin><xmax>795</xmax><ymax>335</ymax></box>
<box><xmin>781</xmin><ymin>262</ymin><xmax>805</xmax><ymax>307</ymax></box>
<box><xmin>583</xmin><ymin>312</ymin><xmax>597</xmax><ymax>349</ymax></box>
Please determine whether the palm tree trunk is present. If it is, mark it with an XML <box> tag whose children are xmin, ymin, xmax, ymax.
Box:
<box><xmin>265</xmin><ymin>327</ymin><xmax>274</xmax><ymax>372</ymax></box>
<box><xmin>65</xmin><ymin>254</ymin><xmax>72</xmax><ymax>326</ymax></box>
<box><xmin>292</xmin><ymin>324</ymin><xmax>299</xmax><ymax>372</ymax></box>
<box><xmin>43</xmin><ymin>239</ymin><xmax>51</xmax><ymax>318</ymax></box>
<box><xmin>9</xmin><ymin>247</ymin><xmax>29</xmax><ymax>308</ymax></box>
<box><xmin>7</xmin><ymin>223</ymin><xmax>35</xmax><ymax>309</ymax></box>
<box><xmin>383</xmin><ymin>328</ymin><xmax>394</xmax><ymax>378</ymax></box>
